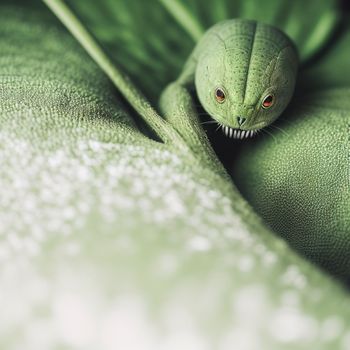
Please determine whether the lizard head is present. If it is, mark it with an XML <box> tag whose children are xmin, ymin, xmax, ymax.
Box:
<box><xmin>195</xmin><ymin>20</ymin><xmax>298</xmax><ymax>139</ymax></box>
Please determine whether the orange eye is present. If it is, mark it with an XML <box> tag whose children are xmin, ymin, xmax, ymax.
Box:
<box><xmin>215</xmin><ymin>88</ymin><xmax>226</xmax><ymax>103</ymax></box>
<box><xmin>262</xmin><ymin>94</ymin><xmax>275</xmax><ymax>109</ymax></box>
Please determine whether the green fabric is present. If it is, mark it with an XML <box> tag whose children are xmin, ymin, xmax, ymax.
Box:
<box><xmin>1</xmin><ymin>1</ymin><xmax>350</xmax><ymax>349</ymax></box>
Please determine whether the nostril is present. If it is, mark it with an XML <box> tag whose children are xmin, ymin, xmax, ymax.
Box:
<box><xmin>237</xmin><ymin>116</ymin><xmax>246</xmax><ymax>126</ymax></box>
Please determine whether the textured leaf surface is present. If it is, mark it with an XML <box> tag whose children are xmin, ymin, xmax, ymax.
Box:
<box><xmin>1</xmin><ymin>2</ymin><xmax>350</xmax><ymax>349</ymax></box>
<box><xmin>65</xmin><ymin>0</ymin><xmax>340</xmax><ymax>102</ymax></box>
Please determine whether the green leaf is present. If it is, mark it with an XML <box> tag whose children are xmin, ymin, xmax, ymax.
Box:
<box><xmin>63</xmin><ymin>0</ymin><xmax>194</xmax><ymax>102</ymax></box>
<box><xmin>62</xmin><ymin>0</ymin><xmax>340</xmax><ymax>102</ymax></box>
<box><xmin>42</xmin><ymin>0</ymin><xmax>228</xmax><ymax>178</ymax></box>
<box><xmin>233</xmin><ymin>86</ymin><xmax>350</xmax><ymax>278</ymax></box>
<box><xmin>1</xmin><ymin>1</ymin><xmax>350</xmax><ymax>348</ymax></box>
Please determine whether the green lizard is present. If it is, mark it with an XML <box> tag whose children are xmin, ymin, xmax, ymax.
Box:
<box><xmin>160</xmin><ymin>19</ymin><xmax>298</xmax><ymax>144</ymax></box>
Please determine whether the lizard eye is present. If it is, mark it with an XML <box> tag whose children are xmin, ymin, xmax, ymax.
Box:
<box><xmin>262</xmin><ymin>94</ymin><xmax>275</xmax><ymax>109</ymax></box>
<box><xmin>215</xmin><ymin>88</ymin><xmax>226</xmax><ymax>103</ymax></box>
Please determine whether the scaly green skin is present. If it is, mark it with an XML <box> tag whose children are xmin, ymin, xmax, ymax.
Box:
<box><xmin>160</xmin><ymin>19</ymin><xmax>298</xmax><ymax>142</ymax></box>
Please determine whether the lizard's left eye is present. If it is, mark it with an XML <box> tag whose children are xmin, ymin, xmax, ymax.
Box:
<box><xmin>262</xmin><ymin>94</ymin><xmax>275</xmax><ymax>109</ymax></box>
<box><xmin>215</xmin><ymin>88</ymin><xmax>226</xmax><ymax>103</ymax></box>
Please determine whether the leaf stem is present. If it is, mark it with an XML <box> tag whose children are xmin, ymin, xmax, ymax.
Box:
<box><xmin>43</xmin><ymin>0</ymin><xmax>184</xmax><ymax>147</ymax></box>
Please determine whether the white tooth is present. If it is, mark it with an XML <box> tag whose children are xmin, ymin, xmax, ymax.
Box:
<box><xmin>224</xmin><ymin>126</ymin><xmax>228</xmax><ymax>136</ymax></box>
<box><xmin>240</xmin><ymin>131</ymin><xmax>245</xmax><ymax>139</ymax></box>
<box><xmin>229</xmin><ymin>127</ymin><xmax>233</xmax><ymax>138</ymax></box>
<box><xmin>233</xmin><ymin>130</ymin><xmax>237</xmax><ymax>138</ymax></box>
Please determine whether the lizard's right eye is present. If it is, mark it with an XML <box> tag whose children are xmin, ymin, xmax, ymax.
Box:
<box><xmin>215</xmin><ymin>88</ymin><xmax>226</xmax><ymax>103</ymax></box>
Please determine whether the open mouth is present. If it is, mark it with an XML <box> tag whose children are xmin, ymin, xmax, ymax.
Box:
<box><xmin>222</xmin><ymin>125</ymin><xmax>259</xmax><ymax>139</ymax></box>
